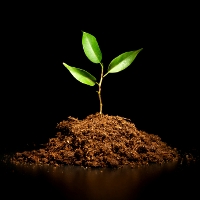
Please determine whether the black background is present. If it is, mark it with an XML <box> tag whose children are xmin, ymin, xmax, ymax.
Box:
<box><xmin>1</xmin><ymin>3</ymin><xmax>199</xmax><ymax>155</ymax></box>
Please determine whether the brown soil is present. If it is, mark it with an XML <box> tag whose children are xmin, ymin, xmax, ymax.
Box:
<box><xmin>11</xmin><ymin>113</ymin><xmax>180</xmax><ymax>168</ymax></box>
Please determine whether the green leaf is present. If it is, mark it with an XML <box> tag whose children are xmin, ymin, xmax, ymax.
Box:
<box><xmin>63</xmin><ymin>63</ymin><xmax>96</xmax><ymax>86</ymax></box>
<box><xmin>107</xmin><ymin>48</ymin><xmax>143</xmax><ymax>74</ymax></box>
<box><xmin>82</xmin><ymin>31</ymin><xmax>102</xmax><ymax>63</ymax></box>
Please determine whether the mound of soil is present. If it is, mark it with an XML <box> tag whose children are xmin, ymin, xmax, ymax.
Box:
<box><xmin>11</xmin><ymin>113</ymin><xmax>180</xmax><ymax>168</ymax></box>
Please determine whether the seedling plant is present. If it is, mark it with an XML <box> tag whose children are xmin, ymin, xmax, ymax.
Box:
<box><xmin>63</xmin><ymin>31</ymin><xmax>142</xmax><ymax>115</ymax></box>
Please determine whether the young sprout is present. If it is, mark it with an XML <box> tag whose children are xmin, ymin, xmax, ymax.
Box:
<box><xmin>63</xmin><ymin>31</ymin><xmax>142</xmax><ymax>115</ymax></box>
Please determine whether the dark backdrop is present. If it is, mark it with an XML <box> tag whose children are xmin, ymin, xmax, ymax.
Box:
<box><xmin>1</xmin><ymin>3</ymin><xmax>199</xmax><ymax>155</ymax></box>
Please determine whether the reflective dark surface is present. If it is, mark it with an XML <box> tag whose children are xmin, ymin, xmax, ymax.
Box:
<box><xmin>1</xmin><ymin>157</ymin><xmax>199</xmax><ymax>200</ymax></box>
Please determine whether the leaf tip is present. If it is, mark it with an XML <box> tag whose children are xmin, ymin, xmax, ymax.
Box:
<box><xmin>138</xmin><ymin>48</ymin><xmax>143</xmax><ymax>52</ymax></box>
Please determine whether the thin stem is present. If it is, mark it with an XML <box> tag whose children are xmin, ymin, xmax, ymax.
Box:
<box><xmin>103</xmin><ymin>71</ymin><xmax>109</xmax><ymax>78</ymax></box>
<box><xmin>97</xmin><ymin>62</ymin><xmax>104</xmax><ymax>115</ymax></box>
